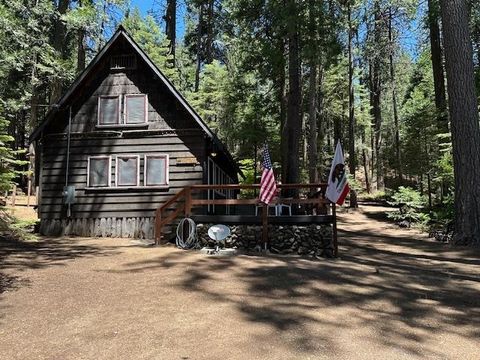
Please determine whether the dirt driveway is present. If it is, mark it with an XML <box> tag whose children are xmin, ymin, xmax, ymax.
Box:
<box><xmin>1</xmin><ymin>205</ymin><xmax>479</xmax><ymax>359</ymax></box>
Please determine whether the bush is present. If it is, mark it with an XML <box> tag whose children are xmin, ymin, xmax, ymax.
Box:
<box><xmin>0</xmin><ymin>208</ymin><xmax>38</xmax><ymax>242</ymax></box>
<box><xmin>386</xmin><ymin>186</ymin><xmax>430</xmax><ymax>226</ymax></box>
<box><xmin>431</xmin><ymin>193</ymin><xmax>454</xmax><ymax>223</ymax></box>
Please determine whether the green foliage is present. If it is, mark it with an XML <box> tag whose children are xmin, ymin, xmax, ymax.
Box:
<box><xmin>0</xmin><ymin>209</ymin><xmax>38</xmax><ymax>242</ymax></box>
<box><xmin>0</xmin><ymin>111</ymin><xmax>26</xmax><ymax>192</ymax></box>
<box><xmin>238</xmin><ymin>158</ymin><xmax>256</xmax><ymax>198</ymax></box>
<box><xmin>387</xmin><ymin>186</ymin><xmax>430</xmax><ymax>224</ymax></box>
<box><xmin>123</xmin><ymin>9</ymin><xmax>177</xmax><ymax>82</ymax></box>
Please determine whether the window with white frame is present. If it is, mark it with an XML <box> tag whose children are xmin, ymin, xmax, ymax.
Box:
<box><xmin>116</xmin><ymin>155</ymin><xmax>140</xmax><ymax>187</ymax></box>
<box><xmin>88</xmin><ymin>156</ymin><xmax>111</xmax><ymax>187</ymax></box>
<box><xmin>144</xmin><ymin>154</ymin><xmax>169</xmax><ymax>186</ymax></box>
<box><xmin>98</xmin><ymin>96</ymin><xmax>120</xmax><ymax>125</ymax></box>
<box><xmin>87</xmin><ymin>154</ymin><xmax>169</xmax><ymax>189</ymax></box>
<box><xmin>125</xmin><ymin>94</ymin><xmax>147</xmax><ymax>124</ymax></box>
<box><xmin>98</xmin><ymin>94</ymin><xmax>147</xmax><ymax>126</ymax></box>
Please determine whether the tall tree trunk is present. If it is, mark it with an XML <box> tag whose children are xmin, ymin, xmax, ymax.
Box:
<box><xmin>347</xmin><ymin>2</ymin><xmax>358</xmax><ymax>207</ymax></box>
<box><xmin>307</xmin><ymin>0</ymin><xmax>318</xmax><ymax>185</ymax></box>
<box><xmin>362</xmin><ymin>134</ymin><xmax>371</xmax><ymax>193</ymax></box>
<box><xmin>283</xmin><ymin>3</ymin><xmax>302</xmax><ymax>197</ymax></box>
<box><xmin>76</xmin><ymin>0</ymin><xmax>86</xmax><ymax>73</ymax></box>
<box><xmin>50</xmin><ymin>0</ymin><xmax>70</xmax><ymax>104</ymax></box>
<box><xmin>368</xmin><ymin>62</ymin><xmax>376</xmax><ymax>191</ymax></box>
<box><xmin>29</xmin><ymin>52</ymin><xmax>40</xmax><ymax>129</ymax></box>
<box><xmin>279</xmin><ymin>37</ymin><xmax>288</xmax><ymax>184</ymax></box>
<box><xmin>373</xmin><ymin>1</ymin><xmax>384</xmax><ymax>191</ymax></box>
<box><xmin>165</xmin><ymin>0</ymin><xmax>177</xmax><ymax>62</ymax></box>
<box><xmin>440</xmin><ymin>0</ymin><xmax>480</xmax><ymax>246</ymax></box>
<box><xmin>308</xmin><ymin>63</ymin><xmax>318</xmax><ymax>185</ymax></box>
<box><xmin>317</xmin><ymin>66</ymin><xmax>326</xmax><ymax>181</ymax></box>
<box><xmin>194</xmin><ymin>2</ymin><xmax>204</xmax><ymax>92</ymax></box>
<box><xmin>388</xmin><ymin>7</ymin><xmax>402</xmax><ymax>184</ymax></box>
<box><xmin>77</xmin><ymin>30</ymin><xmax>86</xmax><ymax>72</ymax></box>
<box><xmin>428</xmin><ymin>0</ymin><xmax>449</xmax><ymax>133</ymax></box>
<box><xmin>205</xmin><ymin>0</ymin><xmax>214</xmax><ymax>64</ymax></box>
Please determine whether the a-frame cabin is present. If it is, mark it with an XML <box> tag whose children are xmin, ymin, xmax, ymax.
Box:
<box><xmin>30</xmin><ymin>26</ymin><xmax>240</xmax><ymax>239</ymax></box>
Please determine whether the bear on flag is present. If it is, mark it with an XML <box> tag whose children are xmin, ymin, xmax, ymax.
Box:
<box><xmin>326</xmin><ymin>142</ymin><xmax>350</xmax><ymax>205</ymax></box>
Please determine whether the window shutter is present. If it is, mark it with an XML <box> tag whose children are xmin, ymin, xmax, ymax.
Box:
<box><xmin>117</xmin><ymin>157</ymin><xmax>138</xmax><ymax>186</ymax></box>
<box><xmin>89</xmin><ymin>158</ymin><xmax>110</xmax><ymax>187</ymax></box>
<box><xmin>99</xmin><ymin>97</ymin><xmax>119</xmax><ymax>125</ymax></box>
<box><xmin>126</xmin><ymin>95</ymin><xmax>146</xmax><ymax>124</ymax></box>
<box><xmin>146</xmin><ymin>156</ymin><xmax>167</xmax><ymax>185</ymax></box>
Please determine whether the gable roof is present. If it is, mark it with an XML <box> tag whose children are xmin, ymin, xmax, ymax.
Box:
<box><xmin>30</xmin><ymin>25</ymin><xmax>241</xmax><ymax>176</ymax></box>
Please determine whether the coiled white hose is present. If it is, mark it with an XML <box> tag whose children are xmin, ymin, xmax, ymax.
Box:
<box><xmin>176</xmin><ymin>218</ymin><xmax>198</xmax><ymax>249</ymax></box>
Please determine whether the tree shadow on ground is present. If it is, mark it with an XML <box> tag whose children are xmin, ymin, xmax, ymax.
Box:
<box><xmin>113</xmin><ymin>211</ymin><xmax>480</xmax><ymax>357</ymax></box>
<box><xmin>0</xmin><ymin>236</ymin><xmax>119</xmax><ymax>294</ymax></box>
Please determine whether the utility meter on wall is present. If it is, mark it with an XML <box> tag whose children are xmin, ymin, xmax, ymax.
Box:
<box><xmin>63</xmin><ymin>185</ymin><xmax>76</xmax><ymax>205</ymax></box>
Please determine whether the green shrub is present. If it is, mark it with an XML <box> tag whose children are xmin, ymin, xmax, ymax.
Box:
<box><xmin>0</xmin><ymin>209</ymin><xmax>38</xmax><ymax>242</ymax></box>
<box><xmin>431</xmin><ymin>192</ymin><xmax>454</xmax><ymax>224</ymax></box>
<box><xmin>387</xmin><ymin>186</ymin><xmax>430</xmax><ymax>225</ymax></box>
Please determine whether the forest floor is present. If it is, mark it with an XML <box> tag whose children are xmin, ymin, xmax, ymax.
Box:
<box><xmin>0</xmin><ymin>204</ymin><xmax>479</xmax><ymax>359</ymax></box>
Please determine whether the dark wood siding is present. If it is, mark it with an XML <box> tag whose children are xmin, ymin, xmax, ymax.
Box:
<box><xmin>35</xmin><ymin>34</ymin><xmax>239</xmax><ymax>238</ymax></box>
<box><xmin>39</xmin><ymin>132</ymin><xmax>205</xmax><ymax>220</ymax></box>
<box><xmin>43</xmin><ymin>40</ymin><xmax>198</xmax><ymax>135</ymax></box>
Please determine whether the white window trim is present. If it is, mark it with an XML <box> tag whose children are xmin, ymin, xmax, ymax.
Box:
<box><xmin>144</xmin><ymin>154</ymin><xmax>169</xmax><ymax>186</ymax></box>
<box><xmin>124</xmin><ymin>94</ymin><xmax>148</xmax><ymax>124</ymax></box>
<box><xmin>97</xmin><ymin>95</ymin><xmax>121</xmax><ymax>125</ymax></box>
<box><xmin>87</xmin><ymin>156</ymin><xmax>112</xmax><ymax>188</ymax></box>
<box><xmin>115</xmin><ymin>155</ymin><xmax>140</xmax><ymax>187</ymax></box>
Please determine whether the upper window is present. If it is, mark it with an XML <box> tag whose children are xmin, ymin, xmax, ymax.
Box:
<box><xmin>88</xmin><ymin>156</ymin><xmax>111</xmax><ymax>187</ymax></box>
<box><xmin>125</xmin><ymin>94</ymin><xmax>147</xmax><ymax>124</ymax></box>
<box><xmin>98</xmin><ymin>96</ymin><xmax>120</xmax><ymax>125</ymax></box>
<box><xmin>116</xmin><ymin>155</ymin><xmax>140</xmax><ymax>187</ymax></box>
<box><xmin>144</xmin><ymin>155</ymin><xmax>169</xmax><ymax>186</ymax></box>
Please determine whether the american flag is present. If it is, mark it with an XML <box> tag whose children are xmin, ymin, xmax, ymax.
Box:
<box><xmin>259</xmin><ymin>143</ymin><xmax>277</xmax><ymax>204</ymax></box>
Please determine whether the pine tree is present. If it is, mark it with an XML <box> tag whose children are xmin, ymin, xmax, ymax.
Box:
<box><xmin>440</xmin><ymin>0</ymin><xmax>480</xmax><ymax>246</ymax></box>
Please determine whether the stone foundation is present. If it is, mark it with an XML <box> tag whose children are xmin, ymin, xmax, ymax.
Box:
<box><xmin>196</xmin><ymin>224</ymin><xmax>334</xmax><ymax>257</ymax></box>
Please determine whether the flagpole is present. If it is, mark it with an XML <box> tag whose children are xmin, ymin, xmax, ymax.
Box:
<box><xmin>254</xmin><ymin>141</ymin><xmax>258</xmax><ymax>196</ymax></box>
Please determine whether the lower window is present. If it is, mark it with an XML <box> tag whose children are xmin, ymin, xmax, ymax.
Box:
<box><xmin>144</xmin><ymin>154</ymin><xmax>169</xmax><ymax>186</ymax></box>
<box><xmin>88</xmin><ymin>156</ymin><xmax>111</xmax><ymax>187</ymax></box>
<box><xmin>116</xmin><ymin>155</ymin><xmax>140</xmax><ymax>187</ymax></box>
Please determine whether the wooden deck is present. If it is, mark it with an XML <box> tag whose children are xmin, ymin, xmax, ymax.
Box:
<box><xmin>155</xmin><ymin>183</ymin><xmax>338</xmax><ymax>256</ymax></box>
<box><xmin>190</xmin><ymin>214</ymin><xmax>334</xmax><ymax>225</ymax></box>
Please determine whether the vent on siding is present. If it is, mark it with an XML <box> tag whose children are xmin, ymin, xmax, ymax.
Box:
<box><xmin>110</xmin><ymin>54</ymin><xmax>137</xmax><ymax>70</ymax></box>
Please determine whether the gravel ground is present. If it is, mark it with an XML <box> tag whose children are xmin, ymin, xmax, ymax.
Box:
<box><xmin>1</xmin><ymin>205</ymin><xmax>479</xmax><ymax>360</ymax></box>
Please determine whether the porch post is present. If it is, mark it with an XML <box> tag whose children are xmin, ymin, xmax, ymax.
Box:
<box><xmin>262</xmin><ymin>203</ymin><xmax>268</xmax><ymax>249</ymax></box>
<box><xmin>155</xmin><ymin>208</ymin><xmax>162</xmax><ymax>245</ymax></box>
<box><xmin>185</xmin><ymin>186</ymin><xmax>192</xmax><ymax>217</ymax></box>
<box><xmin>332</xmin><ymin>203</ymin><xmax>338</xmax><ymax>257</ymax></box>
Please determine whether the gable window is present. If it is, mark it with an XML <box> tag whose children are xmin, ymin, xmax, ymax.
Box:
<box><xmin>98</xmin><ymin>96</ymin><xmax>120</xmax><ymax>125</ymax></box>
<box><xmin>125</xmin><ymin>94</ymin><xmax>147</xmax><ymax>124</ymax></box>
<box><xmin>110</xmin><ymin>54</ymin><xmax>137</xmax><ymax>70</ymax></box>
<box><xmin>87</xmin><ymin>156</ymin><xmax>111</xmax><ymax>187</ymax></box>
<box><xmin>144</xmin><ymin>155</ymin><xmax>169</xmax><ymax>186</ymax></box>
<box><xmin>116</xmin><ymin>155</ymin><xmax>140</xmax><ymax>187</ymax></box>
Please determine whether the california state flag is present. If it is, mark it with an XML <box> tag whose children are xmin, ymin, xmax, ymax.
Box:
<box><xmin>326</xmin><ymin>142</ymin><xmax>350</xmax><ymax>205</ymax></box>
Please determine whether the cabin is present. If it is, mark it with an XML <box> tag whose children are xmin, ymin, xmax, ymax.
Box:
<box><xmin>30</xmin><ymin>26</ymin><xmax>240</xmax><ymax>239</ymax></box>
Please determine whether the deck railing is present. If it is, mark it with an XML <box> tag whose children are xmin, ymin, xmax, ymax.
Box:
<box><xmin>155</xmin><ymin>183</ymin><xmax>338</xmax><ymax>256</ymax></box>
